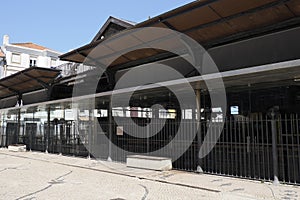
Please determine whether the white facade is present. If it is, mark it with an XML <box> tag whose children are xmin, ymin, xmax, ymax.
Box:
<box><xmin>0</xmin><ymin>35</ymin><xmax>65</xmax><ymax>78</ymax></box>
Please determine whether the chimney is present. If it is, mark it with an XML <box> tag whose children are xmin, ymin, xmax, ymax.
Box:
<box><xmin>3</xmin><ymin>35</ymin><xmax>9</xmax><ymax>45</ymax></box>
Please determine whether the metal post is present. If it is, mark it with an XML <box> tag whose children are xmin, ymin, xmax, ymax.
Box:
<box><xmin>271</xmin><ymin>110</ymin><xmax>280</xmax><ymax>185</ymax></box>
<box><xmin>59</xmin><ymin>122</ymin><xmax>62</xmax><ymax>155</ymax></box>
<box><xmin>146</xmin><ymin>109</ymin><xmax>150</xmax><ymax>154</ymax></box>
<box><xmin>17</xmin><ymin>109</ymin><xmax>21</xmax><ymax>144</ymax></box>
<box><xmin>32</xmin><ymin>111</ymin><xmax>35</xmax><ymax>151</ymax></box>
<box><xmin>196</xmin><ymin>89</ymin><xmax>203</xmax><ymax>173</ymax></box>
<box><xmin>88</xmin><ymin>105</ymin><xmax>92</xmax><ymax>159</ymax></box>
<box><xmin>55</xmin><ymin>121</ymin><xmax>58</xmax><ymax>154</ymax></box>
<box><xmin>46</xmin><ymin>107</ymin><xmax>50</xmax><ymax>153</ymax></box>
<box><xmin>1</xmin><ymin>115</ymin><xmax>4</xmax><ymax>147</ymax></box>
<box><xmin>107</xmin><ymin>100</ymin><xmax>112</xmax><ymax>162</ymax></box>
<box><xmin>29</xmin><ymin>113</ymin><xmax>32</xmax><ymax>152</ymax></box>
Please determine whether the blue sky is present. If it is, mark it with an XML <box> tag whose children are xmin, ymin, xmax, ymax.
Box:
<box><xmin>1</xmin><ymin>0</ymin><xmax>194</xmax><ymax>53</ymax></box>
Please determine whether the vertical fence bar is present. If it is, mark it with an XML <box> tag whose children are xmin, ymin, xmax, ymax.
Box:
<box><xmin>291</xmin><ymin>114</ymin><xmax>296</xmax><ymax>183</ymax></box>
<box><xmin>247</xmin><ymin>118</ymin><xmax>251</xmax><ymax>178</ymax></box>
<box><xmin>255</xmin><ymin>115</ymin><xmax>260</xmax><ymax>180</ymax></box>
<box><xmin>296</xmin><ymin>114</ymin><xmax>300</xmax><ymax>183</ymax></box>
<box><xmin>285</xmin><ymin>114</ymin><xmax>290</xmax><ymax>183</ymax></box>
<box><xmin>225</xmin><ymin>119</ymin><xmax>228</xmax><ymax>175</ymax></box>
<box><xmin>265</xmin><ymin>115</ymin><xmax>271</xmax><ymax>181</ymax></box>
<box><xmin>234</xmin><ymin>118</ymin><xmax>238</xmax><ymax>176</ymax></box>
<box><xmin>146</xmin><ymin>116</ymin><xmax>149</xmax><ymax>154</ymax></box>
<box><xmin>279</xmin><ymin>114</ymin><xmax>286</xmax><ymax>182</ymax></box>
<box><xmin>243</xmin><ymin>117</ymin><xmax>247</xmax><ymax>177</ymax></box>
<box><xmin>251</xmin><ymin>116</ymin><xmax>255</xmax><ymax>178</ymax></box>
<box><xmin>271</xmin><ymin>110</ymin><xmax>279</xmax><ymax>184</ymax></box>
<box><xmin>239</xmin><ymin>118</ymin><xmax>244</xmax><ymax>177</ymax></box>
<box><xmin>230</xmin><ymin>117</ymin><xmax>234</xmax><ymax>176</ymax></box>
<box><xmin>222</xmin><ymin>121</ymin><xmax>225</xmax><ymax>175</ymax></box>
<box><xmin>213</xmin><ymin>123</ymin><xmax>217</xmax><ymax>173</ymax></box>
<box><xmin>0</xmin><ymin>114</ymin><xmax>3</xmax><ymax>147</ymax></box>
<box><xmin>261</xmin><ymin>115</ymin><xmax>266</xmax><ymax>180</ymax></box>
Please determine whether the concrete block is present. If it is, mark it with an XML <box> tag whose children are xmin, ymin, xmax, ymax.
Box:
<box><xmin>8</xmin><ymin>144</ymin><xmax>26</xmax><ymax>152</ymax></box>
<box><xmin>126</xmin><ymin>155</ymin><xmax>172</xmax><ymax>171</ymax></box>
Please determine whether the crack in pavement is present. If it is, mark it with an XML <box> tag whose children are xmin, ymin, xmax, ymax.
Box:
<box><xmin>220</xmin><ymin>183</ymin><xmax>232</xmax><ymax>187</ymax></box>
<box><xmin>139</xmin><ymin>184</ymin><xmax>149</xmax><ymax>200</ymax></box>
<box><xmin>23</xmin><ymin>197</ymin><xmax>36</xmax><ymax>200</ymax></box>
<box><xmin>49</xmin><ymin>170</ymin><xmax>73</xmax><ymax>184</ymax></box>
<box><xmin>15</xmin><ymin>185</ymin><xmax>52</xmax><ymax>200</ymax></box>
<box><xmin>0</xmin><ymin>167</ymin><xmax>19</xmax><ymax>173</ymax></box>
<box><xmin>15</xmin><ymin>171</ymin><xmax>73</xmax><ymax>200</ymax></box>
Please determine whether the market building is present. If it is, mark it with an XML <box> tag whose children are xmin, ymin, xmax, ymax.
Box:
<box><xmin>0</xmin><ymin>0</ymin><xmax>300</xmax><ymax>185</ymax></box>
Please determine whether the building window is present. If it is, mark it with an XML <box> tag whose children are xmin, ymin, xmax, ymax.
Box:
<box><xmin>29</xmin><ymin>57</ymin><xmax>37</xmax><ymax>67</ymax></box>
<box><xmin>50</xmin><ymin>58</ymin><xmax>57</xmax><ymax>67</ymax></box>
<box><xmin>11</xmin><ymin>53</ymin><xmax>21</xmax><ymax>64</ymax></box>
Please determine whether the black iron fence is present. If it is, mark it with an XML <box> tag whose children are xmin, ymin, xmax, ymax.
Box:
<box><xmin>1</xmin><ymin>114</ymin><xmax>300</xmax><ymax>185</ymax></box>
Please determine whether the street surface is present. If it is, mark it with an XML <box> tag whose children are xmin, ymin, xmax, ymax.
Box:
<box><xmin>0</xmin><ymin>149</ymin><xmax>299</xmax><ymax>200</ymax></box>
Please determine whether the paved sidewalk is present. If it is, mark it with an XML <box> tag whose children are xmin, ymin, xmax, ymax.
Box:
<box><xmin>0</xmin><ymin>149</ymin><xmax>299</xmax><ymax>200</ymax></box>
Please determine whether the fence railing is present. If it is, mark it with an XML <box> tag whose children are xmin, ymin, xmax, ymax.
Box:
<box><xmin>0</xmin><ymin>114</ymin><xmax>300</xmax><ymax>184</ymax></box>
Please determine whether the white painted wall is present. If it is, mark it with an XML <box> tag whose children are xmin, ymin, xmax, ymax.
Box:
<box><xmin>0</xmin><ymin>35</ymin><xmax>65</xmax><ymax>78</ymax></box>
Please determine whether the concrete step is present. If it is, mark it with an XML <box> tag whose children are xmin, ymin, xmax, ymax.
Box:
<box><xmin>126</xmin><ymin>155</ymin><xmax>172</xmax><ymax>171</ymax></box>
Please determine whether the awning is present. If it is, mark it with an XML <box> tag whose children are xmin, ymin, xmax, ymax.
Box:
<box><xmin>12</xmin><ymin>58</ymin><xmax>300</xmax><ymax>111</ymax></box>
<box><xmin>0</xmin><ymin>67</ymin><xmax>61</xmax><ymax>99</ymax></box>
<box><xmin>60</xmin><ymin>0</ymin><xmax>300</xmax><ymax>68</ymax></box>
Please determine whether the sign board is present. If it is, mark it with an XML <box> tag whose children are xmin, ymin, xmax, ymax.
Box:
<box><xmin>116</xmin><ymin>126</ymin><xmax>123</xmax><ymax>136</ymax></box>
<box><xmin>65</xmin><ymin>109</ymin><xmax>75</xmax><ymax>120</ymax></box>
<box><xmin>230</xmin><ymin>106</ymin><xmax>239</xmax><ymax>115</ymax></box>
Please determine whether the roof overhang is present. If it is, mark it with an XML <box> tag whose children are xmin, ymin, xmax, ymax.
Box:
<box><xmin>60</xmin><ymin>0</ymin><xmax>300</xmax><ymax>69</ymax></box>
<box><xmin>5</xmin><ymin>58</ymin><xmax>300</xmax><ymax>112</ymax></box>
<box><xmin>0</xmin><ymin>67</ymin><xmax>61</xmax><ymax>99</ymax></box>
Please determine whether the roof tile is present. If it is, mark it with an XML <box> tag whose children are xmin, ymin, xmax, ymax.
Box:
<box><xmin>12</xmin><ymin>42</ymin><xmax>49</xmax><ymax>51</ymax></box>
<box><xmin>0</xmin><ymin>49</ymin><xmax>4</xmax><ymax>57</ymax></box>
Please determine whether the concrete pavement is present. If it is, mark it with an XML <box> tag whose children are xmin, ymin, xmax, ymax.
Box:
<box><xmin>0</xmin><ymin>149</ymin><xmax>299</xmax><ymax>200</ymax></box>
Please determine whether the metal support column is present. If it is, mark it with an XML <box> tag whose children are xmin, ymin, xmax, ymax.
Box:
<box><xmin>196</xmin><ymin>89</ymin><xmax>203</xmax><ymax>173</ymax></box>
<box><xmin>107</xmin><ymin>99</ymin><xmax>112</xmax><ymax>162</ymax></box>
<box><xmin>146</xmin><ymin>109</ymin><xmax>150</xmax><ymax>154</ymax></box>
<box><xmin>271</xmin><ymin>109</ymin><xmax>280</xmax><ymax>185</ymax></box>
<box><xmin>88</xmin><ymin>104</ymin><xmax>92</xmax><ymax>159</ymax></box>
<box><xmin>46</xmin><ymin>106</ymin><xmax>50</xmax><ymax>153</ymax></box>
<box><xmin>17</xmin><ymin>109</ymin><xmax>21</xmax><ymax>144</ymax></box>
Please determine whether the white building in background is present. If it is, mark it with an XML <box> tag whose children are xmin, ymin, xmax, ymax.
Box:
<box><xmin>0</xmin><ymin>35</ymin><xmax>65</xmax><ymax>78</ymax></box>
